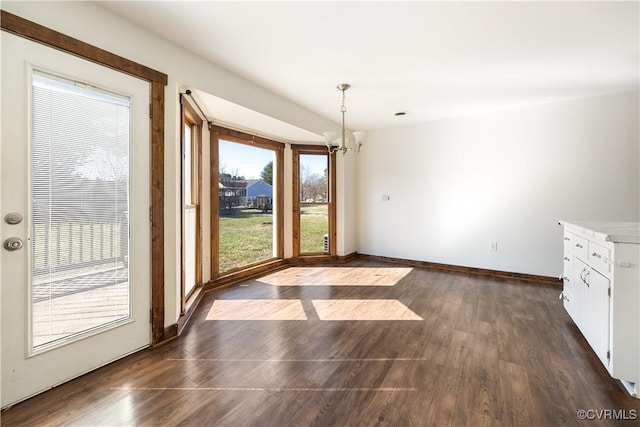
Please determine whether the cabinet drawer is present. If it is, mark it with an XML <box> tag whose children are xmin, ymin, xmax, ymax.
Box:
<box><xmin>589</xmin><ymin>241</ymin><xmax>611</xmax><ymax>274</ymax></box>
<box><xmin>573</xmin><ymin>234</ymin><xmax>588</xmax><ymax>261</ymax></box>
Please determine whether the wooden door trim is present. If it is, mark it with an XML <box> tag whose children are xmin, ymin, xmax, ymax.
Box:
<box><xmin>1</xmin><ymin>11</ymin><xmax>169</xmax><ymax>345</ymax></box>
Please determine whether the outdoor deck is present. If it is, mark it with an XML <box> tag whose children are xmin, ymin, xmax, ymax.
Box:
<box><xmin>32</xmin><ymin>265</ymin><xmax>129</xmax><ymax>348</ymax></box>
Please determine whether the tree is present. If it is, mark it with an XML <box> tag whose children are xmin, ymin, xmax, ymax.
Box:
<box><xmin>260</xmin><ymin>161</ymin><xmax>273</xmax><ymax>185</ymax></box>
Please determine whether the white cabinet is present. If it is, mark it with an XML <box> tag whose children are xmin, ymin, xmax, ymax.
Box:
<box><xmin>560</xmin><ymin>221</ymin><xmax>640</xmax><ymax>398</ymax></box>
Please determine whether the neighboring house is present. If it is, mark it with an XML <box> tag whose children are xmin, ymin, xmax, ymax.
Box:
<box><xmin>219</xmin><ymin>175</ymin><xmax>247</xmax><ymax>210</ymax></box>
<box><xmin>246</xmin><ymin>179</ymin><xmax>273</xmax><ymax>210</ymax></box>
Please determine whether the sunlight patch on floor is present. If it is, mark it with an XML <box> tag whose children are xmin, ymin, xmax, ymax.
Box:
<box><xmin>258</xmin><ymin>267</ymin><xmax>413</xmax><ymax>287</ymax></box>
<box><xmin>312</xmin><ymin>299</ymin><xmax>423</xmax><ymax>321</ymax></box>
<box><xmin>206</xmin><ymin>299</ymin><xmax>307</xmax><ymax>320</ymax></box>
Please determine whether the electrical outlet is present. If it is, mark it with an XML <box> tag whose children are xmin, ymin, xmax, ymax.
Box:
<box><xmin>490</xmin><ymin>242</ymin><xmax>498</xmax><ymax>252</ymax></box>
<box><xmin>382</xmin><ymin>195</ymin><xmax>390</xmax><ymax>201</ymax></box>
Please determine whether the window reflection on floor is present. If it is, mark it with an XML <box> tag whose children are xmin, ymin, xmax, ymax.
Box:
<box><xmin>205</xmin><ymin>298</ymin><xmax>422</xmax><ymax>321</ymax></box>
<box><xmin>312</xmin><ymin>299</ymin><xmax>423</xmax><ymax>321</ymax></box>
<box><xmin>257</xmin><ymin>267</ymin><xmax>413</xmax><ymax>287</ymax></box>
<box><xmin>206</xmin><ymin>299</ymin><xmax>307</xmax><ymax>321</ymax></box>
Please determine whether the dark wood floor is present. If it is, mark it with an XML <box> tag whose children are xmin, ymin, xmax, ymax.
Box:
<box><xmin>3</xmin><ymin>260</ymin><xmax>639</xmax><ymax>426</ymax></box>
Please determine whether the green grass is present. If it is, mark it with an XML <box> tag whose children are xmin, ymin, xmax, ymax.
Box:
<box><xmin>218</xmin><ymin>205</ymin><xmax>329</xmax><ymax>272</ymax></box>
<box><xmin>219</xmin><ymin>209</ymin><xmax>274</xmax><ymax>272</ymax></box>
<box><xmin>300</xmin><ymin>205</ymin><xmax>328</xmax><ymax>253</ymax></box>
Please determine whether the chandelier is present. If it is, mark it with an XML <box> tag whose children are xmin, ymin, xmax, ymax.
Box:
<box><xmin>323</xmin><ymin>83</ymin><xmax>366</xmax><ymax>155</ymax></box>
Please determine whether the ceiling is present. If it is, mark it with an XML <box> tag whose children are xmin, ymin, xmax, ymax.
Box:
<box><xmin>99</xmin><ymin>1</ymin><xmax>639</xmax><ymax>132</ymax></box>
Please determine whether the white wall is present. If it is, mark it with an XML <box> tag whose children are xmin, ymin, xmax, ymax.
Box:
<box><xmin>357</xmin><ymin>91</ymin><xmax>639</xmax><ymax>277</ymax></box>
<box><xmin>336</xmin><ymin>151</ymin><xmax>359</xmax><ymax>255</ymax></box>
<box><xmin>3</xmin><ymin>1</ymin><xmax>343</xmax><ymax>327</ymax></box>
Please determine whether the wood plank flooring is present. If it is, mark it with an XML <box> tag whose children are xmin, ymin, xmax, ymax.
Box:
<box><xmin>2</xmin><ymin>260</ymin><xmax>639</xmax><ymax>426</ymax></box>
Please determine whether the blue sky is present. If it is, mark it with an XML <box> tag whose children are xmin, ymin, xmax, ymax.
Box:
<box><xmin>219</xmin><ymin>139</ymin><xmax>327</xmax><ymax>179</ymax></box>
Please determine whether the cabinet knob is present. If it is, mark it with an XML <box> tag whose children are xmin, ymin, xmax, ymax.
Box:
<box><xmin>591</xmin><ymin>252</ymin><xmax>602</xmax><ymax>259</ymax></box>
<box><xmin>563</xmin><ymin>257</ymin><xmax>570</xmax><ymax>261</ymax></box>
<box><xmin>576</xmin><ymin>243</ymin><xmax>583</xmax><ymax>248</ymax></box>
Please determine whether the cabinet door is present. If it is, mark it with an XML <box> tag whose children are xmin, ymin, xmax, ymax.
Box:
<box><xmin>562</xmin><ymin>280</ymin><xmax>574</xmax><ymax>319</ymax></box>
<box><xmin>573</xmin><ymin>258</ymin><xmax>589</xmax><ymax>335</ymax></box>
<box><xmin>588</xmin><ymin>269</ymin><xmax>610</xmax><ymax>368</ymax></box>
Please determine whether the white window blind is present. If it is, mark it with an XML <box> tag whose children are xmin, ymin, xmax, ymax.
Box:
<box><xmin>31</xmin><ymin>71</ymin><xmax>132</xmax><ymax>349</ymax></box>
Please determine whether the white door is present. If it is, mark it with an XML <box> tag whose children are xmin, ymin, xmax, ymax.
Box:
<box><xmin>1</xmin><ymin>32</ymin><xmax>151</xmax><ymax>408</ymax></box>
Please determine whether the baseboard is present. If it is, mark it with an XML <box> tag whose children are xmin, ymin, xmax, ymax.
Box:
<box><xmin>153</xmin><ymin>324</ymin><xmax>178</xmax><ymax>347</ymax></box>
<box><xmin>288</xmin><ymin>252</ymin><xmax>358</xmax><ymax>265</ymax></box>
<box><xmin>357</xmin><ymin>253</ymin><xmax>560</xmax><ymax>285</ymax></box>
<box><xmin>176</xmin><ymin>286</ymin><xmax>206</xmax><ymax>335</ymax></box>
<box><xmin>203</xmin><ymin>258</ymin><xmax>289</xmax><ymax>292</ymax></box>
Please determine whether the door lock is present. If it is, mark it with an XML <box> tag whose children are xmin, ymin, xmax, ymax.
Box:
<box><xmin>4</xmin><ymin>237</ymin><xmax>23</xmax><ymax>251</ymax></box>
<box><xmin>4</xmin><ymin>212</ymin><xmax>23</xmax><ymax>225</ymax></box>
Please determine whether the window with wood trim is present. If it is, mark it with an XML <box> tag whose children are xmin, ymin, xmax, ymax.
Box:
<box><xmin>211</xmin><ymin>127</ymin><xmax>284</xmax><ymax>277</ymax></box>
<box><xmin>292</xmin><ymin>145</ymin><xmax>336</xmax><ymax>257</ymax></box>
<box><xmin>181</xmin><ymin>98</ymin><xmax>202</xmax><ymax>310</ymax></box>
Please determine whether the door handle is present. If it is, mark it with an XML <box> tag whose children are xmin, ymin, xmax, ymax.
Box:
<box><xmin>579</xmin><ymin>268</ymin><xmax>590</xmax><ymax>287</ymax></box>
<box><xmin>4</xmin><ymin>237</ymin><xmax>23</xmax><ymax>251</ymax></box>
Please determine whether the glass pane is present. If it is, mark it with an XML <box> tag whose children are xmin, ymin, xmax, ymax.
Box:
<box><xmin>183</xmin><ymin>122</ymin><xmax>196</xmax><ymax>297</ymax></box>
<box><xmin>218</xmin><ymin>139</ymin><xmax>276</xmax><ymax>272</ymax></box>
<box><xmin>184</xmin><ymin>207</ymin><xmax>196</xmax><ymax>296</ymax></box>
<box><xmin>300</xmin><ymin>204</ymin><xmax>328</xmax><ymax>253</ymax></box>
<box><xmin>184</xmin><ymin>124</ymin><xmax>192</xmax><ymax>205</ymax></box>
<box><xmin>31</xmin><ymin>71</ymin><xmax>131</xmax><ymax>350</ymax></box>
<box><xmin>299</xmin><ymin>154</ymin><xmax>329</xmax><ymax>253</ymax></box>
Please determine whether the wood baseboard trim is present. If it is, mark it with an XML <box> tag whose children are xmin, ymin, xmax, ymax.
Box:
<box><xmin>357</xmin><ymin>254</ymin><xmax>561</xmax><ymax>285</ymax></box>
<box><xmin>153</xmin><ymin>324</ymin><xmax>178</xmax><ymax>347</ymax></box>
<box><xmin>204</xmin><ymin>259</ymin><xmax>289</xmax><ymax>292</ymax></box>
<box><xmin>288</xmin><ymin>252</ymin><xmax>358</xmax><ymax>265</ymax></box>
<box><xmin>176</xmin><ymin>286</ymin><xmax>206</xmax><ymax>335</ymax></box>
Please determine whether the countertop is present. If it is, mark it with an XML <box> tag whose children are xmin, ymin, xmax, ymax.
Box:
<box><xmin>560</xmin><ymin>221</ymin><xmax>640</xmax><ymax>244</ymax></box>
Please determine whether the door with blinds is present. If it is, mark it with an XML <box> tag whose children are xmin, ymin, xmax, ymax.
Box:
<box><xmin>1</xmin><ymin>33</ymin><xmax>150</xmax><ymax>407</ymax></box>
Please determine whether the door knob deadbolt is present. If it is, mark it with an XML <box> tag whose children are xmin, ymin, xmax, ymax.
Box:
<box><xmin>4</xmin><ymin>237</ymin><xmax>23</xmax><ymax>251</ymax></box>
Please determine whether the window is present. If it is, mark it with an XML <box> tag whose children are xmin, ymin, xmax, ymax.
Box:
<box><xmin>31</xmin><ymin>70</ymin><xmax>133</xmax><ymax>349</ymax></box>
<box><xmin>292</xmin><ymin>145</ymin><xmax>336</xmax><ymax>256</ymax></box>
<box><xmin>211</xmin><ymin>127</ymin><xmax>284</xmax><ymax>276</ymax></box>
<box><xmin>181</xmin><ymin>98</ymin><xmax>202</xmax><ymax>309</ymax></box>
